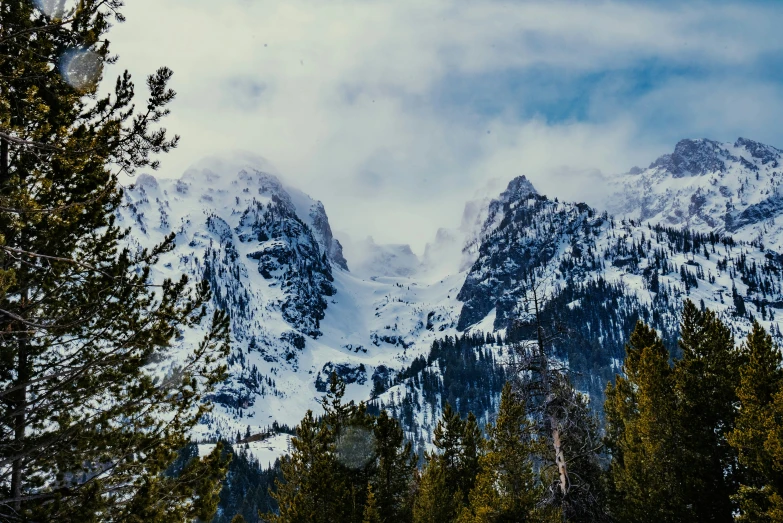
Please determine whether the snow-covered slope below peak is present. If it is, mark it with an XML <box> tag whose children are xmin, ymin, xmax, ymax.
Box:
<box><xmin>191</xmin><ymin>265</ymin><xmax>466</xmax><ymax>437</ymax></box>
<box><xmin>606</xmin><ymin>137</ymin><xmax>783</xmax><ymax>248</ymax></box>
<box><xmin>121</xmin><ymin>158</ymin><xmax>472</xmax><ymax>443</ymax></box>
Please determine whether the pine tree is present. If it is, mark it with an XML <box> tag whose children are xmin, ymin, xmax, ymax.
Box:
<box><xmin>268</xmin><ymin>410</ymin><xmax>344</xmax><ymax>523</ymax></box>
<box><xmin>733</xmin><ymin>284</ymin><xmax>747</xmax><ymax>317</ymax></box>
<box><xmin>325</xmin><ymin>374</ymin><xmax>377</xmax><ymax>523</ymax></box>
<box><xmin>457</xmin><ymin>383</ymin><xmax>553</xmax><ymax>523</ymax></box>
<box><xmin>269</xmin><ymin>377</ymin><xmax>352</xmax><ymax>523</ymax></box>
<box><xmin>372</xmin><ymin>410</ymin><xmax>416</xmax><ymax>523</ymax></box>
<box><xmin>433</xmin><ymin>402</ymin><xmax>466</xmax><ymax>501</ymax></box>
<box><xmin>459</xmin><ymin>412</ymin><xmax>482</xmax><ymax>504</ymax></box>
<box><xmin>413</xmin><ymin>403</ymin><xmax>481</xmax><ymax>522</ymax></box>
<box><xmin>412</xmin><ymin>457</ymin><xmax>458</xmax><ymax>523</ymax></box>
<box><xmin>270</xmin><ymin>377</ymin><xmax>416</xmax><ymax>523</ymax></box>
<box><xmin>362</xmin><ymin>485</ymin><xmax>382</xmax><ymax>523</ymax></box>
<box><xmin>728</xmin><ymin>322</ymin><xmax>783</xmax><ymax>521</ymax></box>
<box><xmin>673</xmin><ymin>300</ymin><xmax>739</xmax><ymax>521</ymax></box>
<box><xmin>605</xmin><ymin>321</ymin><xmax>684</xmax><ymax>522</ymax></box>
<box><xmin>0</xmin><ymin>1</ymin><xmax>230</xmax><ymax>520</ymax></box>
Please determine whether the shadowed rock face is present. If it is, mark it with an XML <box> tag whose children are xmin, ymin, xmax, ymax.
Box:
<box><xmin>499</xmin><ymin>175</ymin><xmax>538</xmax><ymax>202</ymax></box>
<box><xmin>649</xmin><ymin>138</ymin><xmax>734</xmax><ymax>177</ymax></box>
<box><xmin>246</xmin><ymin>170</ymin><xmax>349</xmax><ymax>271</ymax></box>
<box><xmin>725</xmin><ymin>194</ymin><xmax>783</xmax><ymax>233</ymax></box>
<box><xmin>309</xmin><ymin>200</ymin><xmax>349</xmax><ymax>271</ymax></box>
<box><xmin>456</xmin><ymin>175</ymin><xmax>602</xmax><ymax>331</ymax></box>
<box><xmin>735</xmin><ymin>137</ymin><xmax>781</xmax><ymax>167</ymax></box>
<box><xmin>478</xmin><ymin>176</ymin><xmax>539</xmax><ymax>239</ymax></box>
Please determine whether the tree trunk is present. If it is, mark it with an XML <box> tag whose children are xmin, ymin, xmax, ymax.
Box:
<box><xmin>0</xmin><ymin>137</ymin><xmax>8</xmax><ymax>183</ymax></box>
<box><xmin>550</xmin><ymin>419</ymin><xmax>568</xmax><ymax>496</ymax></box>
<box><xmin>533</xmin><ymin>289</ymin><xmax>569</xmax><ymax>497</ymax></box>
<box><xmin>10</xmin><ymin>335</ymin><xmax>28</xmax><ymax>512</ymax></box>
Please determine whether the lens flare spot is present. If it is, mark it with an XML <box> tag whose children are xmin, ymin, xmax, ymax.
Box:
<box><xmin>335</xmin><ymin>425</ymin><xmax>376</xmax><ymax>470</ymax></box>
<box><xmin>59</xmin><ymin>49</ymin><xmax>103</xmax><ymax>92</ymax></box>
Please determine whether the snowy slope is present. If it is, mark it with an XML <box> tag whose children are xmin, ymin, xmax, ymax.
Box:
<box><xmin>607</xmin><ymin>138</ymin><xmax>783</xmax><ymax>247</ymax></box>
<box><xmin>370</xmin><ymin>177</ymin><xmax>783</xmax><ymax>454</ymax></box>
<box><xmin>119</xmin><ymin>157</ymin><xmax>469</xmax><ymax>461</ymax></box>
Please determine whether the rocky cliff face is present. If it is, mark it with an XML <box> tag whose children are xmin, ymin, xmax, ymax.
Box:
<box><xmin>457</xmin><ymin>178</ymin><xmax>590</xmax><ymax>330</ymax></box>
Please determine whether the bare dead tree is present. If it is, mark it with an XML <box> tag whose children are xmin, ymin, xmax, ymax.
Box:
<box><xmin>509</xmin><ymin>273</ymin><xmax>610</xmax><ymax>522</ymax></box>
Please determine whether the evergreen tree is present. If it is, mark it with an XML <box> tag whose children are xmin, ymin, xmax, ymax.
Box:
<box><xmin>324</xmin><ymin>375</ymin><xmax>377</xmax><ymax>523</ymax></box>
<box><xmin>673</xmin><ymin>300</ymin><xmax>739</xmax><ymax>521</ymax></box>
<box><xmin>372</xmin><ymin>410</ymin><xmax>416</xmax><ymax>523</ymax></box>
<box><xmin>457</xmin><ymin>383</ymin><xmax>553</xmax><ymax>523</ymax></box>
<box><xmin>211</xmin><ymin>445</ymin><xmax>283</xmax><ymax>523</ymax></box>
<box><xmin>268</xmin><ymin>410</ymin><xmax>344</xmax><ymax>523</ymax></box>
<box><xmin>269</xmin><ymin>376</ymin><xmax>353</xmax><ymax>523</ymax></box>
<box><xmin>432</xmin><ymin>403</ymin><xmax>466</xmax><ymax>501</ymax></box>
<box><xmin>412</xmin><ymin>457</ymin><xmax>458</xmax><ymax>523</ymax></box>
<box><xmin>733</xmin><ymin>284</ymin><xmax>747</xmax><ymax>317</ymax></box>
<box><xmin>413</xmin><ymin>403</ymin><xmax>483</xmax><ymax>522</ymax></box>
<box><xmin>605</xmin><ymin>321</ymin><xmax>684</xmax><ymax>522</ymax></box>
<box><xmin>0</xmin><ymin>1</ymin><xmax>230</xmax><ymax>520</ymax></box>
<box><xmin>269</xmin><ymin>377</ymin><xmax>415</xmax><ymax>523</ymax></box>
<box><xmin>362</xmin><ymin>485</ymin><xmax>382</xmax><ymax>523</ymax></box>
<box><xmin>459</xmin><ymin>412</ymin><xmax>482</xmax><ymax>503</ymax></box>
<box><xmin>728</xmin><ymin>322</ymin><xmax>783</xmax><ymax>521</ymax></box>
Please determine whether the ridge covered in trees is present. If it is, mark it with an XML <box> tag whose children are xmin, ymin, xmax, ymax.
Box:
<box><xmin>248</xmin><ymin>300</ymin><xmax>783</xmax><ymax>523</ymax></box>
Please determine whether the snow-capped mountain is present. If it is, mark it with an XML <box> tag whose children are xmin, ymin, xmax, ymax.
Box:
<box><xmin>375</xmin><ymin>167</ymin><xmax>783</xmax><ymax>443</ymax></box>
<box><xmin>123</xmin><ymin>139</ymin><xmax>783</xmax><ymax>462</ymax></box>
<box><xmin>607</xmin><ymin>138</ymin><xmax>783</xmax><ymax>247</ymax></box>
<box><xmin>119</xmin><ymin>156</ymin><xmax>466</xmax><ymax>453</ymax></box>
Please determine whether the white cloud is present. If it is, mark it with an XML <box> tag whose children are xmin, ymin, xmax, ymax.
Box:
<box><xmin>104</xmin><ymin>0</ymin><xmax>783</xmax><ymax>254</ymax></box>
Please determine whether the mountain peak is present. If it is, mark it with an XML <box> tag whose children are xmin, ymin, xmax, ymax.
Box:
<box><xmin>499</xmin><ymin>175</ymin><xmax>538</xmax><ymax>203</ymax></box>
<box><xmin>178</xmin><ymin>153</ymin><xmax>349</xmax><ymax>271</ymax></box>
<box><xmin>649</xmin><ymin>138</ymin><xmax>733</xmax><ymax>178</ymax></box>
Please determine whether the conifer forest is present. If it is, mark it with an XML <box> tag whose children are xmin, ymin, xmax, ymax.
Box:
<box><xmin>3</xmin><ymin>0</ymin><xmax>783</xmax><ymax>521</ymax></box>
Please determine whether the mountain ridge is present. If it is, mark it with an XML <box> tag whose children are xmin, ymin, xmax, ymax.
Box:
<box><xmin>124</xmin><ymin>137</ymin><xmax>783</xmax><ymax>463</ymax></box>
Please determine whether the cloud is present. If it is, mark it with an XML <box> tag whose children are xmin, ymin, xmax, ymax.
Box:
<box><xmin>223</xmin><ymin>76</ymin><xmax>268</xmax><ymax>110</ymax></box>
<box><xmin>104</xmin><ymin>0</ymin><xmax>783</xmax><ymax>254</ymax></box>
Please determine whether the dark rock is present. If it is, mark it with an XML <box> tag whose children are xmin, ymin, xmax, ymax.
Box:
<box><xmin>649</xmin><ymin>138</ymin><xmax>733</xmax><ymax>177</ymax></box>
<box><xmin>315</xmin><ymin>362</ymin><xmax>367</xmax><ymax>392</ymax></box>
<box><xmin>735</xmin><ymin>137</ymin><xmax>781</xmax><ymax>166</ymax></box>
<box><xmin>725</xmin><ymin>193</ymin><xmax>783</xmax><ymax>232</ymax></box>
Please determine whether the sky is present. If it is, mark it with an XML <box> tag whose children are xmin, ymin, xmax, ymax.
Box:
<box><xmin>103</xmin><ymin>0</ymin><xmax>783</xmax><ymax>254</ymax></box>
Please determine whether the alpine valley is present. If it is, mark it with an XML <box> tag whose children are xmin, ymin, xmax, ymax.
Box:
<box><xmin>121</xmin><ymin>138</ymin><xmax>783</xmax><ymax>515</ymax></box>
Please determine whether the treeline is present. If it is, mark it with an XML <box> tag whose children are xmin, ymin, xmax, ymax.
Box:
<box><xmin>244</xmin><ymin>300</ymin><xmax>783</xmax><ymax>522</ymax></box>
